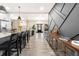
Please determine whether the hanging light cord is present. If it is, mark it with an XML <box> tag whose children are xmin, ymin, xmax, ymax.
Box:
<box><xmin>18</xmin><ymin>6</ymin><xmax>20</xmax><ymax>16</ymax></box>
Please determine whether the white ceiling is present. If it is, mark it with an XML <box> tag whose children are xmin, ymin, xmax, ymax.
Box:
<box><xmin>0</xmin><ymin>3</ymin><xmax>54</xmax><ymax>23</ymax></box>
<box><xmin>0</xmin><ymin>3</ymin><xmax>54</xmax><ymax>13</ymax></box>
<box><xmin>10</xmin><ymin>14</ymin><xmax>48</xmax><ymax>20</ymax></box>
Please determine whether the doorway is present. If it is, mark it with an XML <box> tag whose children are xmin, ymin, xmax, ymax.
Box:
<box><xmin>37</xmin><ymin>24</ymin><xmax>43</xmax><ymax>33</ymax></box>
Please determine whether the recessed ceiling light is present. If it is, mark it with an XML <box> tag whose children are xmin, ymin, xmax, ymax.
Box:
<box><xmin>40</xmin><ymin>6</ymin><xmax>44</xmax><ymax>11</ymax></box>
<box><xmin>35</xmin><ymin>15</ymin><xmax>45</xmax><ymax>20</ymax></box>
<box><xmin>5</xmin><ymin>6</ymin><xmax>10</xmax><ymax>10</ymax></box>
<box><xmin>10</xmin><ymin>14</ymin><xmax>18</xmax><ymax>20</ymax></box>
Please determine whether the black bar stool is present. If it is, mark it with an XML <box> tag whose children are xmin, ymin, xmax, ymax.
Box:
<box><xmin>18</xmin><ymin>31</ymin><xmax>27</xmax><ymax>54</ymax></box>
<box><xmin>18</xmin><ymin>32</ymin><xmax>24</xmax><ymax>54</ymax></box>
<box><xmin>0</xmin><ymin>39</ymin><xmax>10</xmax><ymax>56</ymax></box>
<box><xmin>7</xmin><ymin>33</ymin><xmax>20</xmax><ymax>56</ymax></box>
<box><xmin>0</xmin><ymin>33</ymin><xmax>20</xmax><ymax>56</ymax></box>
<box><xmin>26</xmin><ymin>30</ymin><xmax>30</xmax><ymax>43</ymax></box>
<box><xmin>22</xmin><ymin>31</ymin><xmax>27</xmax><ymax>48</ymax></box>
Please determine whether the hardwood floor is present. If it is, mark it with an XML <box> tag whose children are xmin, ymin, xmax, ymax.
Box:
<box><xmin>20</xmin><ymin>33</ymin><xmax>56</xmax><ymax>56</ymax></box>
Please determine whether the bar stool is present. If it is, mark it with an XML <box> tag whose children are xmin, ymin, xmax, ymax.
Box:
<box><xmin>26</xmin><ymin>31</ymin><xmax>30</xmax><ymax>43</ymax></box>
<box><xmin>6</xmin><ymin>33</ymin><xmax>20</xmax><ymax>56</ymax></box>
<box><xmin>0</xmin><ymin>40</ymin><xmax>10</xmax><ymax>56</ymax></box>
<box><xmin>18</xmin><ymin>32</ymin><xmax>24</xmax><ymax>53</ymax></box>
<box><xmin>23</xmin><ymin>31</ymin><xmax>27</xmax><ymax>48</ymax></box>
<box><xmin>0</xmin><ymin>33</ymin><xmax>20</xmax><ymax>56</ymax></box>
<box><xmin>22</xmin><ymin>31</ymin><xmax>27</xmax><ymax>48</ymax></box>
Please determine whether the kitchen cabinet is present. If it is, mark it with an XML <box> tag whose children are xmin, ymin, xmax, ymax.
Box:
<box><xmin>1</xmin><ymin>21</ymin><xmax>11</xmax><ymax>32</ymax></box>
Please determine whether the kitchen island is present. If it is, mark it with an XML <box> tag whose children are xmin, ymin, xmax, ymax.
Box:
<box><xmin>0</xmin><ymin>32</ymin><xmax>11</xmax><ymax>44</ymax></box>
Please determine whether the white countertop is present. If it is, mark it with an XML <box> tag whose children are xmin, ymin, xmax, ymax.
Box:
<box><xmin>0</xmin><ymin>32</ymin><xmax>11</xmax><ymax>38</ymax></box>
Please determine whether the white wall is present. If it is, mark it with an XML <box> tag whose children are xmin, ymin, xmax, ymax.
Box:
<box><xmin>10</xmin><ymin>13</ymin><xmax>48</xmax><ymax>30</ymax></box>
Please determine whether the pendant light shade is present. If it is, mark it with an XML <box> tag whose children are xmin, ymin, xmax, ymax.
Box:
<box><xmin>18</xmin><ymin>16</ymin><xmax>21</xmax><ymax>20</ymax></box>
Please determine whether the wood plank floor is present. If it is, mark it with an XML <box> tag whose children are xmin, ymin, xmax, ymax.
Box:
<box><xmin>20</xmin><ymin>33</ymin><xmax>56</xmax><ymax>56</ymax></box>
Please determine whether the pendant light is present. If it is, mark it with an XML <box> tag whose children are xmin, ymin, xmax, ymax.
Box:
<box><xmin>17</xmin><ymin>6</ymin><xmax>22</xmax><ymax>32</ymax></box>
<box><xmin>18</xmin><ymin>6</ymin><xmax>21</xmax><ymax>20</ymax></box>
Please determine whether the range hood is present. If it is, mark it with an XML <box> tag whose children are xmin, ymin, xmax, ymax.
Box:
<box><xmin>0</xmin><ymin>5</ymin><xmax>7</xmax><ymax>13</ymax></box>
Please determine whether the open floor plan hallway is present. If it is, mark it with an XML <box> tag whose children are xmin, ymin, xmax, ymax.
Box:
<box><xmin>20</xmin><ymin>33</ymin><xmax>56</xmax><ymax>56</ymax></box>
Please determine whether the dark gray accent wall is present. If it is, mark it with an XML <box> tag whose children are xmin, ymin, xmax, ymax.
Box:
<box><xmin>48</xmin><ymin>15</ymin><xmax>52</xmax><ymax>27</ymax></box>
<box><xmin>48</xmin><ymin>3</ymin><xmax>79</xmax><ymax>40</ymax></box>
<box><xmin>60</xmin><ymin>4</ymin><xmax>79</xmax><ymax>38</ymax></box>
<box><xmin>61</xmin><ymin>3</ymin><xmax>75</xmax><ymax>16</ymax></box>
<box><xmin>50</xmin><ymin>10</ymin><xmax>64</xmax><ymax>28</ymax></box>
<box><xmin>49</xmin><ymin>19</ymin><xmax>55</xmax><ymax>31</ymax></box>
<box><xmin>54</xmin><ymin>3</ymin><xmax>64</xmax><ymax>12</ymax></box>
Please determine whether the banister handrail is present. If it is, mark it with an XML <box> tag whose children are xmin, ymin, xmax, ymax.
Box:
<box><xmin>70</xmin><ymin>34</ymin><xmax>79</xmax><ymax>40</ymax></box>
